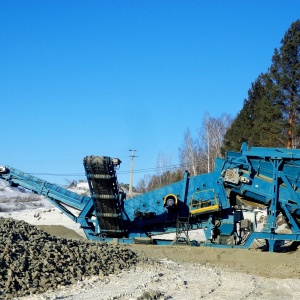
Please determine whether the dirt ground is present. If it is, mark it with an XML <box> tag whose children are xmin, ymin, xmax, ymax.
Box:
<box><xmin>37</xmin><ymin>224</ymin><xmax>300</xmax><ymax>280</ymax></box>
<box><xmin>127</xmin><ymin>244</ymin><xmax>300</xmax><ymax>279</ymax></box>
<box><xmin>17</xmin><ymin>225</ymin><xmax>300</xmax><ymax>300</ymax></box>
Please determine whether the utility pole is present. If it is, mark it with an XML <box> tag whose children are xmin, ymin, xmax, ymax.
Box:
<box><xmin>129</xmin><ymin>149</ymin><xmax>137</xmax><ymax>198</ymax></box>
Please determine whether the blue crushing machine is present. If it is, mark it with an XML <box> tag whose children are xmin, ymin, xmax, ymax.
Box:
<box><xmin>1</xmin><ymin>143</ymin><xmax>300</xmax><ymax>252</ymax></box>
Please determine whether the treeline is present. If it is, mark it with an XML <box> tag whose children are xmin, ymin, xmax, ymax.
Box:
<box><xmin>224</xmin><ymin>20</ymin><xmax>300</xmax><ymax>151</ymax></box>
<box><xmin>135</xmin><ymin>169</ymin><xmax>183</xmax><ymax>194</ymax></box>
<box><xmin>136</xmin><ymin>19</ymin><xmax>300</xmax><ymax>193</ymax></box>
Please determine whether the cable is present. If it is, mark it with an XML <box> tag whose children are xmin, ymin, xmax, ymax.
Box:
<box><xmin>28</xmin><ymin>162</ymin><xmax>189</xmax><ymax>177</ymax></box>
<box><xmin>117</xmin><ymin>163</ymin><xmax>188</xmax><ymax>174</ymax></box>
<box><xmin>29</xmin><ymin>173</ymin><xmax>85</xmax><ymax>177</ymax></box>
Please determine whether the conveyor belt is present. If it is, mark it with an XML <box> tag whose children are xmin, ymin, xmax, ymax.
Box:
<box><xmin>83</xmin><ymin>156</ymin><xmax>125</xmax><ymax>237</ymax></box>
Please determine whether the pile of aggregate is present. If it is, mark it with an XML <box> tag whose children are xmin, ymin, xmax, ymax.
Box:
<box><xmin>0</xmin><ymin>217</ymin><xmax>139</xmax><ymax>299</ymax></box>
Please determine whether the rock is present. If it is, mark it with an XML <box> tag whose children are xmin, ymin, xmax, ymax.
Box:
<box><xmin>0</xmin><ymin>217</ymin><xmax>139</xmax><ymax>299</ymax></box>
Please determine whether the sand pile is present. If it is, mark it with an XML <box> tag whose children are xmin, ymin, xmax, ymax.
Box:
<box><xmin>0</xmin><ymin>217</ymin><xmax>138</xmax><ymax>299</ymax></box>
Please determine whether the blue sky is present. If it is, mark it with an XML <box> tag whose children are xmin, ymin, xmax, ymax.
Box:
<box><xmin>1</xmin><ymin>1</ymin><xmax>299</xmax><ymax>186</ymax></box>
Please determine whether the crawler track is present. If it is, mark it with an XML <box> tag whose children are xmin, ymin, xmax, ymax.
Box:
<box><xmin>83</xmin><ymin>156</ymin><xmax>125</xmax><ymax>237</ymax></box>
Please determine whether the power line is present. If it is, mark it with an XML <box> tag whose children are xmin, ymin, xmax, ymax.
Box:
<box><xmin>117</xmin><ymin>162</ymin><xmax>186</xmax><ymax>174</ymax></box>
<box><xmin>28</xmin><ymin>173</ymin><xmax>84</xmax><ymax>176</ymax></box>
<box><xmin>27</xmin><ymin>163</ymin><xmax>188</xmax><ymax>177</ymax></box>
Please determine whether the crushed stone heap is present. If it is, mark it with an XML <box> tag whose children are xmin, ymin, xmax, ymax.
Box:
<box><xmin>0</xmin><ymin>217</ymin><xmax>139</xmax><ymax>299</ymax></box>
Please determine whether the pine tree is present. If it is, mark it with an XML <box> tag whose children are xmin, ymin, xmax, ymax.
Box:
<box><xmin>223</xmin><ymin>74</ymin><xmax>282</xmax><ymax>152</ymax></box>
<box><xmin>251</xmin><ymin>74</ymin><xmax>284</xmax><ymax>147</ymax></box>
<box><xmin>224</xmin><ymin>20</ymin><xmax>300</xmax><ymax>152</ymax></box>
<box><xmin>270</xmin><ymin>19</ymin><xmax>300</xmax><ymax>148</ymax></box>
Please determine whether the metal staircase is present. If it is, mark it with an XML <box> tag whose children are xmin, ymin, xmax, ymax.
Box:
<box><xmin>175</xmin><ymin>216</ymin><xmax>190</xmax><ymax>245</ymax></box>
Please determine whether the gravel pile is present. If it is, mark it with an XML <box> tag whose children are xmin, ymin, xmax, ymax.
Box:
<box><xmin>0</xmin><ymin>217</ymin><xmax>139</xmax><ymax>299</ymax></box>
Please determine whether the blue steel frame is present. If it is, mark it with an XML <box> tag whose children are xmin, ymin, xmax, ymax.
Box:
<box><xmin>2</xmin><ymin>143</ymin><xmax>300</xmax><ymax>251</ymax></box>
